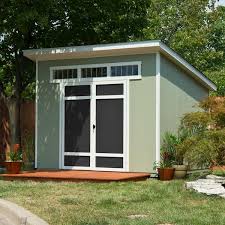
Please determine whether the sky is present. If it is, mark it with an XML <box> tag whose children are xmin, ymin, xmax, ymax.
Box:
<box><xmin>217</xmin><ymin>0</ymin><xmax>225</xmax><ymax>6</ymax></box>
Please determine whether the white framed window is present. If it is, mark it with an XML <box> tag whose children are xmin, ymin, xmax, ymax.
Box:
<box><xmin>53</xmin><ymin>68</ymin><xmax>77</xmax><ymax>80</ymax></box>
<box><xmin>81</xmin><ymin>67</ymin><xmax>107</xmax><ymax>78</ymax></box>
<box><xmin>111</xmin><ymin>65</ymin><xmax>138</xmax><ymax>76</ymax></box>
<box><xmin>50</xmin><ymin>61</ymin><xmax>141</xmax><ymax>83</ymax></box>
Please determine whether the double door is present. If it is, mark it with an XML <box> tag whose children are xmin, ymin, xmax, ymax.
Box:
<box><xmin>62</xmin><ymin>81</ymin><xmax>128</xmax><ymax>171</ymax></box>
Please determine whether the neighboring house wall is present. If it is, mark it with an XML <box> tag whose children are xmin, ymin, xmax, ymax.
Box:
<box><xmin>37</xmin><ymin>54</ymin><xmax>157</xmax><ymax>170</ymax></box>
<box><xmin>160</xmin><ymin>54</ymin><xmax>209</xmax><ymax>138</ymax></box>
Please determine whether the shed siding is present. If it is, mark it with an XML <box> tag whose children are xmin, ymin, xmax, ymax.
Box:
<box><xmin>129</xmin><ymin>54</ymin><xmax>156</xmax><ymax>172</ymax></box>
<box><xmin>160</xmin><ymin>55</ymin><xmax>209</xmax><ymax>137</ymax></box>
<box><xmin>37</xmin><ymin>54</ymin><xmax>156</xmax><ymax>169</ymax></box>
<box><xmin>37</xmin><ymin>62</ymin><xmax>60</xmax><ymax>168</ymax></box>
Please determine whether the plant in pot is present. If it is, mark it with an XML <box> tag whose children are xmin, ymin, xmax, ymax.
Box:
<box><xmin>173</xmin><ymin>128</ymin><xmax>189</xmax><ymax>179</ymax></box>
<box><xmin>154</xmin><ymin>132</ymin><xmax>176</xmax><ymax>181</ymax></box>
<box><xmin>22</xmin><ymin>132</ymin><xmax>35</xmax><ymax>171</ymax></box>
<box><xmin>4</xmin><ymin>144</ymin><xmax>23</xmax><ymax>174</ymax></box>
<box><xmin>154</xmin><ymin>152</ymin><xmax>175</xmax><ymax>181</ymax></box>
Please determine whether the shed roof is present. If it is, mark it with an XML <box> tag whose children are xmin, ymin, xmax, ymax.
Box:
<box><xmin>23</xmin><ymin>40</ymin><xmax>216</xmax><ymax>91</ymax></box>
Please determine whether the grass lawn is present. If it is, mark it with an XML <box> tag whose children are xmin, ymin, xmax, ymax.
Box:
<box><xmin>0</xmin><ymin>179</ymin><xmax>225</xmax><ymax>225</ymax></box>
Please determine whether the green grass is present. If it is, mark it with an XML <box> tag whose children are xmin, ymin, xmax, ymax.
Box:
<box><xmin>0</xmin><ymin>179</ymin><xmax>225</xmax><ymax>225</ymax></box>
<box><xmin>212</xmin><ymin>170</ymin><xmax>225</xmax><ymax>177</ymax></box>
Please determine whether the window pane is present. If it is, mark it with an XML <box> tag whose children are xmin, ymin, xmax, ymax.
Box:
<box><xmin>116</xmin><ymin>66</ymin><xmax>122</xmax><ymax>76</ymax></box>
<box><xmin>128</xmin><ymin>65</ymin><xmax>133</xmax><ymax>75</ymax></box>
<box><xmin>62</xmin><ymin>70</ymin><xmax>67</xmax><ymax>79</ymax></box>
<box><xmin>96</xmin><ymin>157</ymin><xmax>123</xmax><ymax>168</ymax></box>
<box><xmin>122</xmin><ymin>66</ymin><xmax>127</xmax><ymax>76</ymax></box>
<box><xmin>65</xmin><ymin>100</ymin><xmax>90</xmax><ymax>153</ymax></box>
<box><xmin>111</xmin><ymin>67</ymin><xmax>116</xmax><ymax>76</ymax></box>
<box><xmin>67</xmin><ymin>69</ymin><xmax>73</xmax><ymax>79</ymax></box>
<box><xmin>133</xmin><ymin>65</ymin><xmax>138</xmax><ymax>75</ymax></box>
<box><xmin>81</xmin><ymin>68</ymin><xmax>86</xmax><ymax>78</ymax></box>
<box><xmin>57</xmin><ymin>70</ymin><xmax>63</xmax><ymax>79</ymax></box>
<box><xmin>96</xmin><ymin>99</ymin><xmax>123</xmax><ymax>154</ymax></box>
<box><xmin>53</xmin><ymin>69</ymin><xmax>77</xmax><ymax>79</ymax></box>
<box><xmin>92</xmin><ymin>68</ymin><xmax>97</xmax><ymax>77</ymax></box>
<box><xmin>53</xmin><ymin>70</ymin><xmax>58</xmax><ymax>79</ymax></box>
<box><xmin>96</xmin><ymin>84</ymin><xmax>123</xmax><ymax>95</ymax></box>
<box><xmin>65</xmin><ymin>85</ymin><xmax>90</xmax><ymax>96</ymax></box>
<box><xmin>81</xmin><ymin>67</ymin><xmax>107</xmax><ymax>78</ymax></box>
<box><xmin>64</xmin><ymin>156</ymin><xmax>90</xmax><ymax>167</ymax></box>
<box><xmin>102</xmin><ymin>67</ymin><xmax>107</xmax><ymax>76</ymax></box>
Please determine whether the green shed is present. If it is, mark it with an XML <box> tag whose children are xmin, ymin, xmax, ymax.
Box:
<box><xmin>23</xmin><ymin>40</ymin><xmax>216</xmax><ymax>173</ymax></box>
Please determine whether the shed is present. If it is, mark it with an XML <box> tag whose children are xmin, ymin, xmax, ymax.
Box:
<box><xmin>23</xmin><ymin>40</ymin><xmax>216</xmax><ymax>172</ymax></box>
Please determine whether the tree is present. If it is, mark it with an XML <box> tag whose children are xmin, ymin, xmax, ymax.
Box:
<box><xmin>0</xmin><ymin>0</ymin><xmax>149</xmax><ymax>145</ymax></box>
<box><xmin>144</xmin><ymin>0</ymin><xmax>225</xmax><ymax>95</ymax></box>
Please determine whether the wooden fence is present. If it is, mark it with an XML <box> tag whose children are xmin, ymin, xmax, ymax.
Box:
<box><xmin>0</xmin><ymin>98</ymin><xmax>35</xmax><ymax>165</ymax></box>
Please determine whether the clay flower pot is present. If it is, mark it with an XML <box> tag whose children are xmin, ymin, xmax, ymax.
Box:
<box><xmin>157</xmin><ymin>168</ymin><xmax>175</xmax><ymax>181</ymax></box>
<box><xmin>4</xmin><ymin>161</ymin><xmax>22</xmax><ymax>174</ymax></box>
<box><xmin>173</xmin><ymin>165</ymin><xmax>188</xmax><ymax>179</ymax></box>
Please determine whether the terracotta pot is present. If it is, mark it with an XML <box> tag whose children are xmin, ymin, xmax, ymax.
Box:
<box><xmin>210</xmin><ymin>165</ymin><xmax>225</xmax><ymax>171</ymax></box>
<box><xmin>173</xmin><ymin>165</ymin><xmax>188</xmax><ymax>179</ymax></box>
<box><xmin>4</xmin><ymin>161</ymin><xmax>22</xmax><ymax>174</ymax></box>
<box><xmin>157</xmin><ymin>168</ymin><xmax>175</xmax><ymax>181</ymax></box>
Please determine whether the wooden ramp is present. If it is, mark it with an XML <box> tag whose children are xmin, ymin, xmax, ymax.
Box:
<box><xmin>1</xmin><ymin>170</ymin><xmax>150</xmax><ymax>182</ymax></box>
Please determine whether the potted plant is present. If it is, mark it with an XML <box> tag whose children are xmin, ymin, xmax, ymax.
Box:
<box><xmin>22</xmin><ymin>132</ymin><xmax>35</xmax><ymax>171</ymax></box>
<box><xmin>154</xmin><ymin>157</ymin><xmax>175</xmax><ymax>181</ymax></box>
<box><xmin>4</xmin><ymin>144</ymin><xmax>23</xmax><ymax>174</ymax></box>
<box><xmin>173</xmin><ymin>128</ymin><xmax>189</xmax><ymax>179</ymax></box>
<box><xmin>154</xmin><ymin>132</ymin><xmax>176</xmax><ymax>181</ymax></box>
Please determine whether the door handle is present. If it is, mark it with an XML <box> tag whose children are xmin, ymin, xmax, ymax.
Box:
<box><xmin>93</xmin><ymin>124</ymin><xmax>96</xmax><ymax>129</ymax></box>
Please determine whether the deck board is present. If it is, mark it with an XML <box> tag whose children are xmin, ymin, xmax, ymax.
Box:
<box><xmin>1</xmin><ymin>170</ymin><xmax>150</xmax><ymax>182</ymax></box>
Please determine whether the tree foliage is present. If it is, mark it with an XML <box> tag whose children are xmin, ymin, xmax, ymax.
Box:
<box><xmin>176</xmin><ymin>96</ymin><xmax>225</xmax><ymax>167</ymax></box>
<box><xmin>144</xmin><ymin>1</ymin><xmax>225</xmax><ymax>94</ymax></box>
<box><xmin>0</xmin><ymin>0</ymin><xmax>149</xmax><ymax>143</ymax></box>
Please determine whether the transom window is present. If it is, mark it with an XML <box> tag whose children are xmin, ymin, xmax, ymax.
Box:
<box><xmin>51</xmin><ymin>61</ymin><xmax>141</xmax><ymax>82</ymax></box>
<box><xmin>81</xmin><ymin>67</ymin><xmax>107</xmax><ymax>78</ymax></box>
<box><xmin>53</xmin><ymin>69</ymin><xmax>77</xmax><ymax>80</ymax></box>
<box><xmin>111</xmin><ymin>65</ymin><xmax>138</xmax><ymax>76</ymax></box>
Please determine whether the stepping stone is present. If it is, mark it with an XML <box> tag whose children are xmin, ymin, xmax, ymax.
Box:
<box><xmin>186</xmin><ymin>176</ymin><xmax>225</xmax><ymax>197</ymax></box>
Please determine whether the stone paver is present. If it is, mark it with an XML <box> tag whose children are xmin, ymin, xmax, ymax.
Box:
<box><xmin>186</xmin><ymin>175</ymin><xmax>225</xmax><ymax>198</ymax></box>
<box><xmin>0</xmin><ymin>199</ymin><xmax>49</xmax><ymax>225</ymax></box>
<box><xmin>0</xmin><ymin>213</ymin><xmax>15</xmax><ymax>225</ymax></box>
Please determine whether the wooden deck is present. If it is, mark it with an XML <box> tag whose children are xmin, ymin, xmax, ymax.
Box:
<box><xmin>1</xmin><ymin>170</ymin><xmax>150</xmax><ymax>182</ymax></box>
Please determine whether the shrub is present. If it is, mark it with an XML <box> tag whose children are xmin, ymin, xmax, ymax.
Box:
<box><xmin>199</xmin><ymin>96</ymin><xmax>225</xmax><ymax>129</ymax></box>
<box><xmin>179</xmin><ymin>111</ymin><xmax>212</xmax><ymax>133</ymax></box>
<box><xmin>177</xmin><ymin>129</ymin><xmax>225</xmax><ymax>168</ymax></box>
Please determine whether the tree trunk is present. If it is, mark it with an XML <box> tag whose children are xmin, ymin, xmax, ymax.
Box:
<box><xmin>0</xmin><ymin>84</ymin><xmax>11</xmax><ymax>163</ymax></box>
<box><xmin>14</xmin><ymin>50</ymin><xmax>23</xmax><ymax>147</ymax></box>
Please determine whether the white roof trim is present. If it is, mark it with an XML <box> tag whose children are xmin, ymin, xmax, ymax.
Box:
<box><xmin>23</xmin><ymin>40</ymin><xmax>216</xmax><ymax>91</ymax></box>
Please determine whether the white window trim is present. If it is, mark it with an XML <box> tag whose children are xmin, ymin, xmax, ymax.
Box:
<box><xmin>50</xmin><ymin>61</ymin><xmax>142</xmax><ymax>83</ymax></box>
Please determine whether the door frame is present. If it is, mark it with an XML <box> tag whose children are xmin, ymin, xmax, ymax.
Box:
<box><xmin>59</xmin><ymin>79</ymin><xmax>129</xmax><ymax>172</ymax></box>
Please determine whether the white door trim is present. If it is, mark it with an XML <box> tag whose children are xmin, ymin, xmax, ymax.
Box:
<box><xmin>155</xmin><ymin>52</ymin><xmax>161</xmax><ymax>163</ymax></box>
<box><xmin>35</xmin><ymin>60</ymin><xmax>38</xmax><ymax>169</ymax></box>
<box><xmin>59</xmin><ymin>79</ymin><xmax>129</xmax><ymax>172</ymax></box>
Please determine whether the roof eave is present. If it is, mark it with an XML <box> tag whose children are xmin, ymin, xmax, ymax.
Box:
<box><xmin>23</xmin><ymin>41</ymin><xmax>217</xmax><ymax>91</ymax></box>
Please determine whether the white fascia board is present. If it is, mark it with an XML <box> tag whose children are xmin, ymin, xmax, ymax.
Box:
<box><xmin>23</xmin><ymin>40</ymin><xmax>161</xmax><ymax>61</ymax></box>
<box><xmin>23</xmin><ymin>40</ymin><xmax>216</xmax><ymax>91</ymax></box>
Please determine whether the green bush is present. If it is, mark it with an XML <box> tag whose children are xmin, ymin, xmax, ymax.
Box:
<box><xmin>178</xmin><ymin>129</ymin><xmax>225</xmax><ymax>168</ymax></box>
<box><xmin>180</xmin><ymin>111</ymin><xmax>212</xmax><ymax>134</ymax></box>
